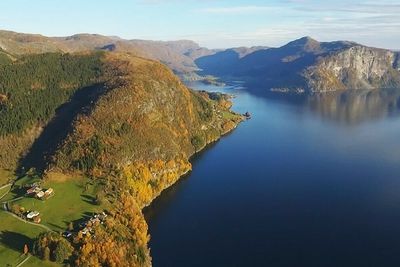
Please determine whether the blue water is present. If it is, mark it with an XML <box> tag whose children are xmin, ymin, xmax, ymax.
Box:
<box><xmin>144</xmin><ymin>84</ymin><xmax>400</xmax><ymax>267</ymax></box>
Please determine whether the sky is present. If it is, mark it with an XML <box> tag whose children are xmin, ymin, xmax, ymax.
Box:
<box><xmin>0</xmin><ymin>0</ymin><xmax>399</xmax><ymax>49</ymax></box>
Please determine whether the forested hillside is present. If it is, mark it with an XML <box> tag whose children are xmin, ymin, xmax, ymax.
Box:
<box><xmin>0</xmin><ymin>53</ymin><xmax>103</xmax><ymax>170</ymax></box>
<box><xmin>0</xmin><ymin>52</ymin><xmax>103</xmax><ymax>135</ymax></box>
<box><xmin>50</xmin><ymin>53</ymin><xmax>242</xmax><ymax>207</ymax></box>
<box><xmin>0</xmin><ymin>50</ymin><xmax>242</xmax><ymax>266</ymax></box>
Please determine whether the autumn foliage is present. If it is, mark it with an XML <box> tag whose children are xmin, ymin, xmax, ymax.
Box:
<box><xmin>3</xmin><ymin>51</ymin><xmax>242</xmax><ymax>266</ymax></box>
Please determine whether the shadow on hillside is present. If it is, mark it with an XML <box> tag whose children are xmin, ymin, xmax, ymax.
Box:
<box><xmin>81</xmin><ymin>194</ymin><xmax>97</xmax><ymax>205</ymax></box>
<box><xmin>17</xmin><ymin>83</ymin><xmax>106</xmax><ymax>174</ymax></box>
<box><xmin>0</xmin><ymin>231</ymin><xmax>33</xmax><ymax>253</ymax></box>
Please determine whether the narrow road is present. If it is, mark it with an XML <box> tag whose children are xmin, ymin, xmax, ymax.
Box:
<box><xmin>0</xmin><ymin>186</ymin><xmax>11</xmax><ymax>201</ymax></box>
<box><xmin>15</xmin><ymin>254</ymin><xmax>31</xmax><ymax>267</ymax></box>
<box><xmin>0</xmin><ymin>183</ymin><xmax>12</xmax><ymax>201</ymax></box>
<box><xmin>6</xmin><ymin>196</ymin><xmax>24</xmax><ymax>203</ymax></box>
<box><xmin>2</xmin><ymin>210</ymin><xmax>53</xmax><ymax>232</ymax></box>
<box><xmin>0</xmin><ymin>183</ymin><xmax>12</xmax><ymax>190</ymax></box>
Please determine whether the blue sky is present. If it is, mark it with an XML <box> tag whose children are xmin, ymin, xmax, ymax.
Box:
<box><xmin>0</xmin><ymin>0</ymin><xmax>399</xmax><ymax>49</ymax></box>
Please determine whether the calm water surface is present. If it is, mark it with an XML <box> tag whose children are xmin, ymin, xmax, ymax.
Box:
<box><xmin>144</xmin><ymin>84</ymin><xmax>400</xmax><ymax>267</ymax></box>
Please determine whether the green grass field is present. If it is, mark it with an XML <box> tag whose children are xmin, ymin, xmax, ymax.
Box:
<box><xmin>0</xmin><ymin>173</ymin><xmax>106</xmax><ymax>266</ymax></box>
<box><xmin>222</xmin><ymin>110</ymin><xmax>240</xmax><ymax>120</ymax></box>
<box><xmin>0</xmin><ymin>210</ymin><xmax>53</xmax><ymax>267</ymax></box>
<box><xmin>13</xmin><ymin>177</ymin><xmax>103</xmax><ymax>231</ymax></box>
<box><xmin>24</xmin><ymin>255</ymin><xmax>61</xmax><ymax>267</ymax></box>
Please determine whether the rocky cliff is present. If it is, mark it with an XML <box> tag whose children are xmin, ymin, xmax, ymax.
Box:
<box><xmin>305</xmin><ymin>45</ymin><xmax>400</xmax><ymax>92</ymax></box>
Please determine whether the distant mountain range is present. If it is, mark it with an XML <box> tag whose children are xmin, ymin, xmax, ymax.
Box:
<box><xmin>0</xmin><ymin>30</ymin><xmax>399</xmax><ymax>92</ymax></box>
<box><xmin>196</xmin><ymin>37</ymin><xmax>400</xmax><ymax>92</ymax></box>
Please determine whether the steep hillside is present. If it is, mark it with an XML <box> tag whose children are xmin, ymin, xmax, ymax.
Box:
<box><xmin>46</xmin><ymin>53</ymin><xmax>242</xmax><ymax>266</ymax></box>
<box><xmin>50</xmin><ymin>53</ymin><xmax>242</xmax><ymax>206</ymax></box>
<box><xmin>305</xmin><ymin>46</ymin><xmax>400</xmax><ymax>92</ymax></box>
<box><xmin>0</xmin><ymin>50</ymin><xmax>242</xmax><ymax>266</ymax></box>
<box><xmin>0</xmin><ymin>52</ymin><xmax>104</xmax><ymax>170</ymax></box>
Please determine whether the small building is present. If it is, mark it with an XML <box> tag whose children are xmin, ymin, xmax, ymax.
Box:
<box><xmin>33</xmin><ymin>216</ymin><xmax>41</xmax><ymax>223</ymax></box>
<box><xmin>26</xmin><ymin>187</ymin><xmax>36</xmax><ymax>195</ymax></box>
<box><xmin>27</xmin><ymin>211</ymin><xmax>40</xmax><ymax>219</ymax></box>
<box><xmin>36</xmin><ymin>191</ymin><xmax>45</xmax><ymax>199</ymax></box>
<box><xmin>26</xmin><ymin>186</ymin><xmax>42</xmax><ymax>195</ymax></box>
<box><xmin>44</xmin><ymin>188</ymin><xmax>54</xmax><ymax>196</ymax></box>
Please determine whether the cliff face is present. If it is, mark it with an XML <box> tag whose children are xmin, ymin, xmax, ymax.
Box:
<box><xmin>305</xmin><ymin>46</ymin><xmax>400</xmax><ymax>92</ymax></box>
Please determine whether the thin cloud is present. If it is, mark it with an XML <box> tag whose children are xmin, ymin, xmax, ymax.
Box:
<box><xmin>199</xmin><ymin>5</ymin><xmax>277</xmax><ymax>14</ymax></box>
<box><xmin>297</xmin><ymin>2</ymin><xmax>400</xmax><ymax>14</ymax></box>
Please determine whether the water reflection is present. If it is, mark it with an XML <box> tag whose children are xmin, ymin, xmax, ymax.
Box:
<box><xmin>248</xmin><ymin>88</ymin><xmax>400</xmax><ymax>125</ymax></box>
<box><xmin>188</xmin><ymin>81</ymin><xmax>400</xmax><ymax>125</ymax></box>
<box><xmin>306</xmin><ymin>88</ymin><xmax>400</xmax><ymax>124</ymax></box>
<box><xmin>148</xmin><ymin>83</ymin><xmax>400</xmax><ymax>267</ymax></box>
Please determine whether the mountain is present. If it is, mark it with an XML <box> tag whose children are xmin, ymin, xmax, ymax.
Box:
<box><xmin>195</xmin><ymin>46</ymin><xmax>269</xmax><ymax>77</ymax></box>
<box><xmin>0</xmin><ymin>48</ymin><xmax>242</xmax><ymax>265</ymax></box>
<box><xmin>0</xmin><ymin>30</ymin><xmax>213</xmax><ymax>74</ymax></box>
<box><xmin>1</xmin><ymin>30</ymin><xmax>399</xmax><ymax>92</ymax></box>
<box><xmin>0</xmin><ymin>30</ymin><xmax>271</xmax><ymax>77</ymax></box>
<box><xmin>196</xmin><ymin>37</ymin><xmax>400</xmax><ymax>92</ymax></box>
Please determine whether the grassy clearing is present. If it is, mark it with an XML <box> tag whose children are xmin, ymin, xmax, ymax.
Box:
<box><xmin>13</xmin><ymin>177</ymin><xmax>103</xmax><ymax>232</ymax></box>
<box><xmin>222</xmin><ymin>110</ymin><xmax>240</xmax><ymax>120</ymax></box>
<box><xmin>1</xmin><ymin>174</ymin><xmax>105</xmax><ymax>265</ymax></box>
<box><xmin>25</xmin><ymin>255</ymin><xmax>61</xmax><ymax>267</ymax></box>
<box><xmin>0</xmin><ymin>210</ymin><xmax>49</xmax><ymax>267</ymax></box>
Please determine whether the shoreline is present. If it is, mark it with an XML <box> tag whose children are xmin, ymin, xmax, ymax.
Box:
<box><xmin>142</xmin><ymin>121</ymin><xmax>242</xmax><ymax>210</ymax></box>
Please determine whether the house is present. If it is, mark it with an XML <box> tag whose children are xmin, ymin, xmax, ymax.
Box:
<box><xmin>33</xmin><ymin>216</ymin><xmax>41</xmax><ymax>223</ymax></box>
<box><xmin>26</xmin><ymin>187</ymin><xmax>36</xmax><ymax>195</ymax></box>
<box><xmin>27</xmin><ymin>211</ymin><xmax>40</xmax><ymax>219</ymax></box>
<box><xmin>36</xmin><ymin>191</ymin><xmax>45</xmax><ymax>199</ymax></box>
<box><xmin>44</xmin><ymin>188</ymin><xmax>54</xmax><ymax>196</ymax></box>
<box><xmin>26</xmin><ymin>186</ymin><xmax>42</xmax><ymax>195</ymax></box>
